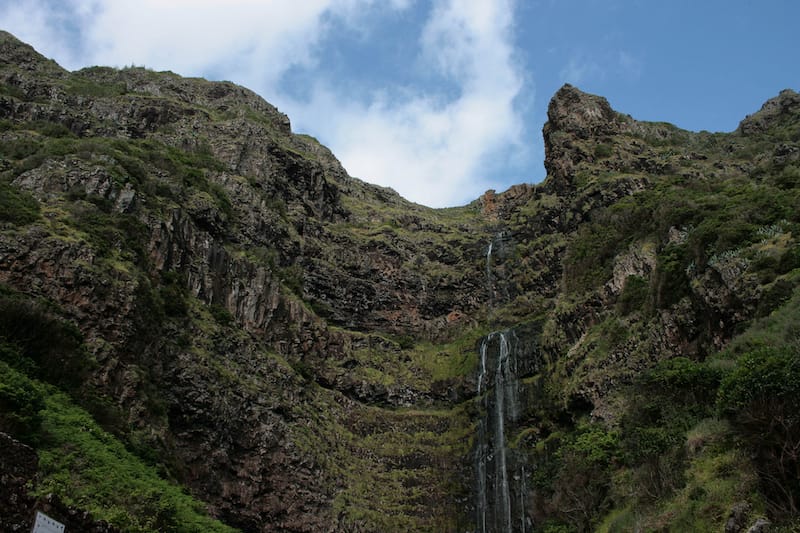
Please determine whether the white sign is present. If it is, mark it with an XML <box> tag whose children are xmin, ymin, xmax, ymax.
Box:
<box><xmin>32</xmin><ymin>511</ymin><xmax>65</xmax><ymax>533</ymax></box>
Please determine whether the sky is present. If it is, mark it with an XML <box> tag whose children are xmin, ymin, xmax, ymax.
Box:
<box><xmin>1</xmin><ymin>1</ymin><xmax>798</xmax><ymax>207</ymax></box>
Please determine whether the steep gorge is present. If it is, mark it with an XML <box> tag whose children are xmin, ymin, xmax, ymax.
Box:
<box><xmin>1</xmin><ymin>31</ymin><xmax>799</xmax><ymax>532</ymax></box>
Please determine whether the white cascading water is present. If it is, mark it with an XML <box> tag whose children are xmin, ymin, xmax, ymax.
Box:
<box><xmin>493</xmin><ymin>331</ymin><xmax>513</xmax><ymax>531</ymax></box>
<box><xmin>475</xmin><ymin>331</ymin><xmax>519</xmax><ymax>532</ymax></box>
<box><xmin>475</xmin><ymin>235</ymin><xmax>526</xmax><ymax>532</ymax></box>
<box><xmin>485</xmin><ymin>240</ymin><xmax>494</xmax><ymax>305</ymax></box>
<box><xmin>475</xmin><ymin>339</ymin><xmax>489</xmax><ymax>533</ymax></box>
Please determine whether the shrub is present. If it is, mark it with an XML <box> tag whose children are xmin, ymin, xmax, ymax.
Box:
<box><xmin>158</xmin><ymin>271</ymin><xmax>189</xmax><ymax>318</ymax></box>
<box><xmin>0</xmin><ymin>296</ymin><xmax>91</xmax><ymax>390</ymax></box>
<box><xmin>617</xmin><ymin>275</ymin><xmax>650</xmax><ymax>315</ymax></box>
<box><xmin>0</xmin><ymin>180</ymin><xmax>40</xmax><ymax>225</ymax></box>
<box><xmin>594</xmin><ymin>144</ymin><xmax>613</xmax><ymax>159</ymax></box>
<box><xmin>776</xmin><ymin>164</ymin><xmax>800</xmax><ymax>190</ymax></box>
<box><xmin>717</xmin><ymin>346</ymin><xmax>800</xmax><ymax>517</ymax></box>
<box><xmin>640</xmin><ymin>357</ymin><xmax>721</xmax><ymax>407</ymax></box>
<box><xmin>209</xmin><ymin>304</ymin><xmax>234</xmax><ymax>326</ymax></box>
<box><xmin>653</xmin><ymin>244</ymin><xmax>690</xmax><ymax>308</ymax></box>
<box><xmin>545</xmin><ymin>425</ymin><xmax>620</xmax><ymax>530</ymax></box>
<box><xmin>0</xmin><ymin>359</ymin><xmax>45</xmax><ymax>440</ymax></box>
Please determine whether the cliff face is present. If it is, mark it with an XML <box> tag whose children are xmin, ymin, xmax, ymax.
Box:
<box><xmin>0</xmin><ymin>31</ymin><xmax>799</xmax><ymax>532</ymax></box>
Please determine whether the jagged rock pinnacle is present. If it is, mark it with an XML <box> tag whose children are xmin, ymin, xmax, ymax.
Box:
<box><xmin>544</xmin><ymin>84</ymin><xmax>628</xmax><ymax>139</ymax></box>
<box><xmin>541</xmin><ymin>85</ymin><xmax>631</xmax><ymax>193</ymax></box>
<box><xmin>738</xmin><ymin>88</ymin><xmax>800</xmax><ymax>135</ymax></box>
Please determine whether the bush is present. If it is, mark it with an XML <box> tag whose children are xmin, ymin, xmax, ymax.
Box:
<box><xmin>546</xmin><ymin>425</ymin><xmax>620</xmax><ymax>530</ymax></box>
<box><xmin>67</xmin><ymin>204</ymin><xmax>148</xmax><ymax>261</ymax></box>
<box><xmin>158</xmin><ymin>271</ymin><xmax>189</xmax><ymax>318</ymax></box>
<box><xmin>653</xmin><ymin>244</ymin><xmax>690</xmax><ymax>308</ymax></box>
<box><xmin>619</xmin><ymin>358</ymin><xmax>721</xmax><ymax>501</ymax></box>
<box><xmin>776</xmin><ymin>164</ymin><xmax>800</xmax><ymax>189</ymax></box>
<box><xmin>640</xmin><ymin>357</ymin><xmax>721</xmax><ymax>407</ymax></box>
<box><xmin>27</xmin><ymin>372</ymin><xmax>236</xmax><ymax>532</ymax></box>
<box><xmin>209</xmin><ymin>304</ymin><xmax>234</xmax><ymax>326</ymax></box>
<box><xmin>717</xmin><ymin>346</ymin><xmax>800</xmax><ymax>517</ymax></box>
<box><xmin>0</xmin><ymin>359</ymin><xmax>45</xmax><ymax>440</ymax></box>
<box><xmin>0</xmin><ymin>180</ymin><xmax>40</xmax><ymax>225</ymax></box>
<box><xmin>594</xmin><ymin>144</ymin><xmax>613</xmax><ymax>159</ymax></box>
<box><xmin>617</xmin><ymin>275</ymin><xmax>650</xmax><ymax>315</ymax></box>
<box><xmin>0</xmin><ymin>296</ymin><xmax>91</xmax><ymax>390</ymax></box>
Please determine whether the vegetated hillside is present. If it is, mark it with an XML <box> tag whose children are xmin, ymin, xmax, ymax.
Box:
<box><xmin>0</xmin><ymin>30</ymin><xmax>798</xmax><ymax>532</ymax></box>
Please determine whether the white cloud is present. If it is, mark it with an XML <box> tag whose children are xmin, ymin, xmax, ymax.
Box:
<box><xmin>0</xmin><ymin>0</ymin><xmax>90</xmax><ymax>68</ymax></box>
<box><xmin>0</xmin><ymin>0</ymin><xmax>526</xmax><ymax>207</ymax></box>
<box><xmin>286</xmin><ymin>0</ymin><xmax>525</xmax><ymax>207</ymax></box>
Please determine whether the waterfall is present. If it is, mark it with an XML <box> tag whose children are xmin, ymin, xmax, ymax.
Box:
<box><xmin>474</xmin><ymin>234</ymin><xmax>528</xmax><ymax>532</ymax></box>
<box><xmin>486</xmin><ymin>241</ymin><xmax>494</xmax><ymax>281</ymax></box>
<box><xmin>493</xmin><ymin>332</ymin><xmax>512</xmax><ymax>532</ymax></box>
<box><xmin>485</xmin><ymin>240</ymin><xmax>494</xmax><ymax>304</ymax></box>
<box><xmin>474</xmin><ymin>330</ymin><xmax>526</xmax><ymax>532</ymax></box>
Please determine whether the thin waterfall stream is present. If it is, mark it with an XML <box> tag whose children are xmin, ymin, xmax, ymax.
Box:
<box><xmin>474</xmin><ymin>234</ymin><xmax>529</xmax><ymax>532</ymax></box>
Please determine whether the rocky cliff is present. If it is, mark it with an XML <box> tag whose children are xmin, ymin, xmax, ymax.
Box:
<box><xmin>0</xmin><ymin>31</ymin><xmax>799</xmax><ymax>532</ymax></box>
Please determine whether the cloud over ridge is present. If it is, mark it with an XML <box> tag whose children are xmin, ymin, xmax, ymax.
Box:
<box><xmin>0</xmin><ymin>0</ymin><xmax>527</xmax><ymax>207</ymax></box>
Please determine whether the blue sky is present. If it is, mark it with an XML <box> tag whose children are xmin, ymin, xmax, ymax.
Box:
<box><xmin>1</xmin><ymin>0</ymin><xmax>798</xmax><ymax>207</ymax></box>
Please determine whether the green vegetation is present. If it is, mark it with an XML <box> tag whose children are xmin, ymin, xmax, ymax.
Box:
<box><xmin>1</xmin><ymin>361</ymin><xmax>234</xmax><ymax>532</ymax></box>
<box><xmin>718</xmin><ymin>346</ymin><xmax>800</xmax><ymax>517</ymax></box>
<box><xmin>509</xmin><ymin>92</ymin><xmax>800</xmax><ymax>531</ymax></box>
<box><xmin>0</xmin><ymin>283</ymin><xmax>234</xmax><ymax>530</ymax></box>
<box><xmin>0</xmin><ymin>179</ymin><xmax>40</xmax><ymax>225</ymax></box>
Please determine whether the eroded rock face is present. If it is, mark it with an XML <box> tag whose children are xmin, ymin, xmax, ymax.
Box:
<box><xmin>1</xmin><ymin>30</ymin><xmax>798</xmax><ymax>532</ymax></box>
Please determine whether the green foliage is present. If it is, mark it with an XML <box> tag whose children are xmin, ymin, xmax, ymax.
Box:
<box><xmin>64</xmin><ymin>77</ymin><xmax>127</xmax><ymax>97</ymax></box>
<box><xmin>157</xmin><ymin>271</ymin><xmax>190</xmax><ymax>318</ymax></box>
<box><xmin>0</xmin><ymin>295</ymin><xmax>92</xmax><ymax>390</ymax></box>
<box><xmin>136</xmin><ymin>139</ymin><xmax>232</xmax><ymax>219</ymax></box>
<box><xmin>0</xmin><ymin>359</ymin><xmax>45</xmax><ymax>440</ymax></box>
<box><xmin>756</xmin><ymin>278</ymin><xmax>797</xmax><ymax>317</ymax></box>
<box><xmin>0</xmin><ymin>82</ymin><xmax>26</xmax><ymax>99</ymax></box>
<box><xmin>546</xmin><ymin>424</ymin><xmax>621</xmax><ymax>531</ymax></box>
<box><xmin>67</xmin><ymin>202</ymin><xmax>149</xmax><ymax>260</ymax></box>
<box><xmin>0</xmin><ymin>137</ymin><xmax>41</xmax><ymax>159</ymax></box>
<box><xmin>563</xmin><ymin>222</ymin><xmax>624</xmax><ymax>294</ymax></box>
<box><xmin>395</xmin><ymin>334</ymin><xmax>415</xmax><ymax>350</ymax></box>
<box><xmin>616</xmin><ymin>275</ymin><xmax>649</xmax><ymax>315</ymax></box>
<box><xmin>1</xmin><ymin>365</ymin><xmax>234</xmax><ymax>532</ymax></box>
<box><xmin>617</xmin><ymin>358</ymin><xmax>722</xmax><ymax>503</ymax></box>
<box><xmin>717</xmin><ymin>346</ymin><xmax>800</xmax><ymax>517</ymax></box>
<box><xmin>209</xmin><ymin>304</ymin><xmax>234</xmax><ymax>326</ymax></box>
<box><xmin>653</xmin><ymin>244</ymin><xmax>690</xmax><ymax>308</ymax></box>
<box><xmin>565</xmin><ymin>424</ymin><xmax>620</xmax><ymax>467</ymax></box>
<box><xmin>594</xmin><ymin>143</ymin><xmax>613</xmax><ymax>159</ymax></box>
<box><xmin>717</xmin><ymin>346</ymin><xmax>800</xmax><ymax>416</ymax></box>
<box><xmin>776</xmin><ymin>164</ymin><xmax>800</xmax><ymax>189</ymax></box>
<box><xmin>0</xmin><ymin>179</ymin><xmax>40</xmax><ymax>225</ymax></box>
<box><xmin>24</xmin><ymin>120</ymin><xmax>75</xmax><ymax>138</ymax></box>
<box><xmin>640</xmin><ymin>357</ymin><xmax>722</xmax><ymax>406</ymax></box>
<box><xmin>623</xmin><ymin>357</ymin><xmax>721</xmax><ymax>438</ymax></box>
<box><xmin>280</xmin><ymin>264</ymin><xmax>305</xmax><ymax>296</ymax></box>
